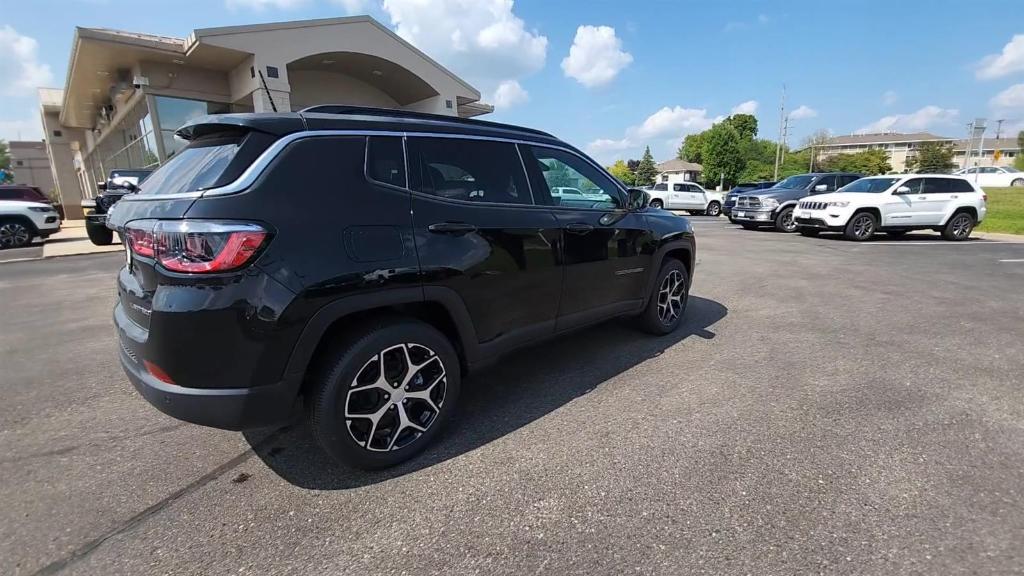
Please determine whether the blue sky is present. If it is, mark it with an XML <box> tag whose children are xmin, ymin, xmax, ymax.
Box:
<box><xmin>2</xmin><ymin>0</ymin><xmax>1023</xmax><ymax>165</ymax></box>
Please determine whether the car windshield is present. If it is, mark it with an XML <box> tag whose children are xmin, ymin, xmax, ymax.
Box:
<box><xmin>776</xmin><ymin>175</ymin><xmax>815</xmax><ymax>189</ymax></box>
<box><xmin>838</xmin><ymin>177</ymin><xmax>899</xmax><ymax>193</ymax></box>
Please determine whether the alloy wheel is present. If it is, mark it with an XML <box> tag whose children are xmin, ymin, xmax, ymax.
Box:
<box><xmin>1011</xmin><ymin>178</ymin><xmax>1024</xmax><ymax>188</ymax></box>
<box><xmin>951</xmin><ymin>214</ymin><xmax>972</xmax><ymax>239</ymax></box>
<box><xmin>344</xmin><ymin>343</ymin><xmax>447</xmax><ymax>452</ymax></box>
<box><xmin>657</xmin><ymin>269</ymin><xmax>686</xmax><ymax>325</ymax></box>
<box><xmin>852</xmin><ymin>214</ymin><xmax>874</xmax><ymax>239</ymax></box>
<box><xmin>0</xmin><ymin>223</ymin><xmax>30</xmax><ymax>248</ymax></box>
<box><xmin>780</xmin><ymin>210</ymin><xmax>797</xmax><ymax>232</ymax></box>
<box><xmin>707</xmin><ymin>202</ymin><xmax>721</xmax><ymax>217</ymax></box>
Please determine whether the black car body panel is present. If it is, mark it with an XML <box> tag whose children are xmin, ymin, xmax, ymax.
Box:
<box><xmin>108</xmin><ymin>108</ymin><xmax>696</xmax><ymax>430</ymax></box>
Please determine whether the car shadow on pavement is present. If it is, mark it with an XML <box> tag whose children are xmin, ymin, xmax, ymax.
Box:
<box><xmin>243</xmin><ymin>295</ymin><xmax>727</xmax><ymax>490</ymax></box>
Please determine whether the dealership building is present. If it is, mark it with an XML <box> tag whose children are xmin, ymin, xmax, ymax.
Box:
<box><xmin>38</xmin><ymin>16</ymin><xmax>492</xmax><ymax>219</ymax></box>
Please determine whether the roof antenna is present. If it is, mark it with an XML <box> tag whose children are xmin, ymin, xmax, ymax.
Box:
<box><xmin>257</xmin><ymin>69</ymin><xmax>278</xmax><ymax>113</ymax></box>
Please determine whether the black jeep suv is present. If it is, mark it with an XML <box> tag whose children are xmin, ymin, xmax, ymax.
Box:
<box><xmin>85</xmin><ymin>169</ymin><xmax>153</xmax><ymax>245</ymax></box>
<box><xmin>108</xmin><ymin>106</ymin><xmax>696</xmax><ymax>469</ymax></box>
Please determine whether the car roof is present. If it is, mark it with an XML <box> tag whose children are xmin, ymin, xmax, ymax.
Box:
<box><xmin>175</xmin><ymin>105</ymin><xmax>567</xmax><ymax>149</ymax></box>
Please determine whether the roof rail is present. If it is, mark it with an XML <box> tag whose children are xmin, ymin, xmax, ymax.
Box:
<box><xmin>298</xmin><ymin>105</ymin><xmax>554</xmax><ymax>138</ymax></box>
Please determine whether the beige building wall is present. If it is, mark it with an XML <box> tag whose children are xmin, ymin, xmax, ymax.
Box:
<box><xmin>8</xmin><ymin>141</ymin><xmax>56</xmax><ymax>194</ymax></box>
<box><xmin>40</xmin><ymin>108</ymin><xmax>88</xmax><ymax>219</ymax></box>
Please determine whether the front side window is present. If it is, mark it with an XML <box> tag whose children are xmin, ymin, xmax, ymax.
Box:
<box><xmin>523</xmin><ymin>146</ymin><xmax>621</xmax><ymax>209</ymax></box>
<box><xmin>406</xmin><ymin>137</ymin><xmax>530</xmax><ymax>205</ymax></box>
<box><xmin>673</xmin><ymin>183</ymin><xmax>685</xmax><ymax>192</ymax></box>
<box><xmin>814</xmin><ymin>175</ymin><xmax>838</xmax><ymax>192</ymax></box>
<box><xmin>900</xmin><ymin>178</ymin><xmax>925</xmax><ymax>194</ymax></box>
<box><xmin>839</xmin><ymin>177</ymin><xmax>898</xmax><ymax>193</ymax></box>
<box><xmin>653</xmin><ymin>183</ymin><xmax>668</xmax><ymax>191</ymax></box>
<box><xmin>366</xmin><ymin>136</ymin><xmax>406</xmax><ymax>188</ymax></box>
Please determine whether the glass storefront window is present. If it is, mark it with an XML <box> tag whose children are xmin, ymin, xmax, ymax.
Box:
<box><xmin>155</xmin><ymin>96</ymin><xmax>229</xmax><ymax>159</ymax></box>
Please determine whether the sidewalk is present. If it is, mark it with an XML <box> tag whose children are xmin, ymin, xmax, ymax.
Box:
<box><xmin>41</xmin><ymin>220</ymin><xmax>124</xmax><ymax>258</ymax></box>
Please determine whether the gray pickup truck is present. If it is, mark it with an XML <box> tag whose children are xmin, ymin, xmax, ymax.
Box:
<box><xmin>731</xmin><ymin>172</ymin><xmax>862</xmax><ymax>232</ymax></box>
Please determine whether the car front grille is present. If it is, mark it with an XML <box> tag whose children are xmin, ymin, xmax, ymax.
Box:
<box><xmin>737</xmin><ymin>196</ymin><xmax>762</xmax><ymax>208</ymax></box>
<box><xmin>799</xmin><ymin>201</ymin><xmax>828</xmax><ymax>210</ymax></box>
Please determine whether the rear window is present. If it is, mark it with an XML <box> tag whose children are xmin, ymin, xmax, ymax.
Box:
<box><xmin>136</xmin><ymin>135</ymin><xmax>242</xmax><ymax>196</ymax></box>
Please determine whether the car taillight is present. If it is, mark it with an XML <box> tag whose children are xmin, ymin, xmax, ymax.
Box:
<box><xmin>124</xmin><ymin>220</ymin><xmax>269</xmax><ymax>273</ymax></box>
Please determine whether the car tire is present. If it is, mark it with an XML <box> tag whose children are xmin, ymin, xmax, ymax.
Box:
<box><xmin>844</xmin><ymin>211</ymin><xmax>877</xmax><ymax>241</ymax></box>
<box><xmin>638</xmin><ymin>258</ymin><xmax>689</xmax><ymax>335</ymax></box>
<box><xmin>797</xmin><ymin>228</ymin><xmax>820</xmax><ymax>237</ymax></box>
<box><xmin>942</xmin><ymin>211</ymin><xmax>975</xmax><ymax>241</ymax></box>
<box><xmin>650</xmin><ymin>199</ymin><xmax>664</xmax><ymax>209</ymax></box>
<box><xmin>1011</xmin><ymin>178</ymin><xmax>1024</xmax><ymax>188</ymax></box>
<box><xmin>0</xmin><ymin>218</ymin><xmax>34</xmax><ymax>249</ymax></box>
<box><xmin>85</xmin><ymin>218</ymin><xmax>114</xmax><ymax>246</ymax></box>
<box><xmin>310</xmin><ymin>316</ymin><xmax>461</xmax><ymax>470</ymax></box>
<box><xmin>740</xmin><ymin>223</ymin><xmax>759</xmax><ymax>230</ymax></box>
<box><xmin>774</xmin><ymin>206</ymin><xmax>798</xmax><ymax>233</ymax></box>
<box><xmin>705</xmin><ymin>202</ymin><xmax>722</xmax><ymax>217</ymax></box>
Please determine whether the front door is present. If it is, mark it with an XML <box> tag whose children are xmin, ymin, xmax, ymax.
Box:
<box><xmin>670</xmin><ymin>183</ymin><xmax>689</xmax><ymax>209</ymax></box>
<box><xmin>519</xmin><ymin>145</ymin><xmax>653</xmax><ymax>331</ymax></box>
<box><xmin>883</xmin><ymin>177</ymin><xmax>945</xmax><ymax>225</ymax></box>
<box><xmin>407</xmin><ymin>136</ymin><xmax>562</xmax><ymax>346</ymax></box>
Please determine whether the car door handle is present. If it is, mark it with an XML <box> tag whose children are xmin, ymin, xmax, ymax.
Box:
<box><xmin>428</xmin><ymin>222</ymin><xmax>477</xmax><ymax>235</ymax></box>
<box><xmin>564</xmin><ymin>223</ymin><xmax>594</xmax><ymax>235</ymax></box>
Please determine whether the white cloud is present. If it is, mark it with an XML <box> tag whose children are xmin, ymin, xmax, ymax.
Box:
<box><xmin>561</xmin><ymin>25</ymin><xmax>633</xmax><ymax>88</ymax></box>
<box><xmin>976</xmin><ymin>34</ymin><xmax>1024</xmax><ymax>80</ymax></box>
<box><xmin>0</xmin><ymin>109</ymin><xmax>44</xmax><ymax>142</ymax></box>
<box><xmin>492</xmin><ymin>79</ymin><xmax>529</xmax><ymax>109</ymax></box>
<box><xmin>990</xmin><ymin>83</ymin><xmax>1024</xmax><ymax>110</ymax></box>
<box><xmin>382</xmin><ymin>0</ymin><xmax>547</xmax><ymax>89</ymax></box>
<box><xmin>882</xmin><ymin>90</ymin><xmax>898</xmax><ymax>106</ymax></box>
<box><xmin>789</xmin><ymin>104</ymin><xmax>818</xmax><ymax>120</ymax></box>
<box><xmin>857</xmin><ymin>105</ymin><xmax>959</xmax><ymax>134</ymax></box>
<box><xmin>585</xmin><ymin>105</ymin><xmax>721</xmax><ymax>163</ymax></box>
<box><xmin>633</xmin><ymin>106</ymin><xmax>718</xmax><ymax>139</ymax></box>
<box><xmin>225</xmin><ymin>0</ymin><xmax>308</xmax><ymax>9</ymax></box>
<box><xmin>723</xmin><ymin>14</ymin><xmax>770</xmax><ymax>33</ymax></box>
<box><xmin>730</xmin><ymin>100</ymin><xmax>758</xmax><ymax>115</ymax></box>
<box><xmin>0</xmin><ymin>26</ymin><xmax>53</xmax><ymax>96</ymax></box>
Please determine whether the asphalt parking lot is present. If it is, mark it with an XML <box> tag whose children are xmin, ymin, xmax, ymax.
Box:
<box><xmin>2</xmin><ymin>217</ymin><xmax>1023</xmax><ymax>575</ymax></box>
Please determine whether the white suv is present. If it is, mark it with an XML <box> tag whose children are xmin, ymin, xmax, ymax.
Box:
<box><xmin>0</xmin><ymin>200</ymin><xmax>62</xmax><ymax>249</ymax></box>
<box><xmin>793</xmin><ymin>174</ymin><xmax>987</xmax><ymax>241</ymax></box>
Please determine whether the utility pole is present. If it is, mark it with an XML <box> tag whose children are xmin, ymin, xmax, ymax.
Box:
<box><xmin>962</xmin><ymin>121</ymin><xmax>974</xmax><ymax>170</ymax></box>
<box><xmin>780</xmin><ymin>114</ymin><xmax>790</xmax><ymax>164</ymax></box>
<box><xmin>773</xmin><ymin>84</ymin><xmax>786</xmax><ymax>180</ymax></box>
<box><xmin>995</xmin><ymin>119</ymin><xmax>1004</xmax><ymax>140</ymax></box>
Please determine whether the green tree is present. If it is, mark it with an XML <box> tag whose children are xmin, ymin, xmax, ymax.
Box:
<box><xmin>1016</xmin><ymin>130</ymin><xmax>1024</xmax><ymax>171</ymax></box>
<box><xmin>700</xmin><ymin>123</ymin><xmax>744</xmax><ymax>187</ymax></box>
<box><xmin>738</xmin><ymin>160</ymin><xmax>775</xmax><ymax>183</ymax></box>
<box><xmin>724</xmin><ymin>113</ymin><xmax>758</xmax><ymax>141</ymax></box>
<box><xmin>779</xmin><ymin>147</ymin><xmax>812</xmax><ymax>178</ymax></box>
<box><xmin>607</xmin><ymin>159</ymin><xmax>635</xmax><ymax>185</ymax></box>
<box><xmin>802</xmin><ymin>129</ymin><xmax>832</xmax><ymax>171</ymax></box>
<box><xmin>905</xmin><ymin>142</ymin><xmax>955</xmax><ymax>173</ymax></box>
<box><xmin>821</xmin><ymin>149</ymin><xmax>892</xmax><ymax>175</ymax></box>
<box><xmin>0</xmin><ymin>140</ymin><xmax>11</xmax><ymax>184</ymax></box>
<box><xmin>677</xmin><ymin>133</ymin><xmax>705</xmax><ymax>164</ymax></box>
<box><xmin>634</xmin><ymin>146</ymin><xmax>659</xmax><ymax>187</ymax></box>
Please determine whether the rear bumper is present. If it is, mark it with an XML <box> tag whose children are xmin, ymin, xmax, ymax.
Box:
<box><xmin>115</xmin><ymin>302</ymin><xmax>299</xmax><ymax>430</ymax></box>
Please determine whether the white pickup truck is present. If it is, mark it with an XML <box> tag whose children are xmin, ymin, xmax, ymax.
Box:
<box><xmin>647</xmin><ymin>178</ymin><xmax>724</xmax><ymax>216</ymax></box>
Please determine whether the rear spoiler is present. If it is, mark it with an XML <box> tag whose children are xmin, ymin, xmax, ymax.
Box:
<box><xmin>175</xmin><ymin>113</ymin><xmax>307</xmax><ymax>141</ymax></box>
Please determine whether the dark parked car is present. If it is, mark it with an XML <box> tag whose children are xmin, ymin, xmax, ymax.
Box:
<box><xmin>108</xmin><ymin>106</ymin><xmax>697</xmax><ymax>469</ymax></box>
<box><xmin>84</xmin><ymin>169</ymin><xmax>152</xmax><ymax>245</ymax></box>
<box><xmin>731</xmin><ymin>173</ymin><xmax>862</xmax><ymax>232</ymax></box>
<box><xmin>723</xmin><ymin>181</ymin><xmax>776</xmax><ymax>221</ymax></box>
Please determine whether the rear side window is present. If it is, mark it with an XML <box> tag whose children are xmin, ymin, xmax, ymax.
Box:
<box><xmin>945</xmin><ymin>178</ymin><xmax>976</xmax><ymax>193</ymax></box>
<box><xmin>366</xmin><ymin>136</ymin><xmax>406</xmax><ymax>188</ymax></box>
<box><xmin>137</xmin><ymin>135</ymin><xmax>242</xmax><ymax>195</ymax></box>
<box><xmin>406</xmin><ymin>137</ymin><xmax>531</xmax><ymax>205</ymax></box>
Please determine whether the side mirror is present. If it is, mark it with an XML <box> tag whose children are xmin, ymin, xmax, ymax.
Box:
<box><xmin>894</xmin><ymin>185</ymin><xmax>911</xmax><ymax>195</ymax></box>
<box><xmin>626</xmin><ymin>188</ymin><xmax>650</xmax><ymax>210</ymax></box>
<box><xmin>97</xmin><ymin>182</ymin><xmax>107</xmax><ymax>191</ymax></box>
<box><xmin>813</xmin><ymin>184</ymin><xmax>827</xmax><ymax>192</ymax></box>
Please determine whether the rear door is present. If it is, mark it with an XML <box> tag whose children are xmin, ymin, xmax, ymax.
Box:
<box><xmin>520</xmin><ymin>144</ymin><xmax>653</xmax><ymax>330</ymax></box>
<box><xmin>407</xmin><ymin>136</ymin><xmax>562</xmax><ymax>347</ymax></box>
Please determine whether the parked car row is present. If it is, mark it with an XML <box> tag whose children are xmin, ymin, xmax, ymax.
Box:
<box><xmin>729</xmin><ymin>172</ymin><xmax>987</xmax><ymax>241</ymax></box>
